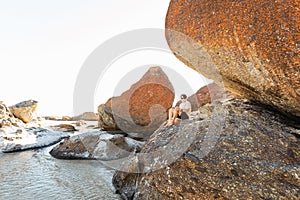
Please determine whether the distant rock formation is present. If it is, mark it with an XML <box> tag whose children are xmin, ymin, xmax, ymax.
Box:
<box><xmin>112</xmin><ymin>98</ymin><xmax>300</xmax><ymax>199</ymax></box>
<box><xmin>98</xmin><ymin>66</ymin><xmax>175</xmax><ymax>139</ymax></box>
<box><xmin>44</xmin><ymin>116</ymin><xmax>61</xmax><ymax>121</ymax></box>
<box><xmin>10</xmin><ymin>100</ymin><xmax>38</xmax><ymax>123</ymax></box>
<box><xmin>50</xmin><ymin>124</ymin><xmax>78</xmax><ymax>132</ymax></box>
<box><xmin>62</xmin><ymin>116</ymin><xmax>72</xmax><ymax>121</ymax></box>
<box><xmin>72</xmin><ymin>112</ymin><xmax>99</xmax><ymax>121</ymax></box>
<box><xmin>50</xmin><ymin>131</ymin><xmax>144</xmax><ymax>160</ymax></box>
<box><xmin>44</xmin><ymin>116</ymin><xmax>75</xmax><ymax>121</ymax></box>
<box><xmin>165</xmin><ymin>0</ymin><xmax>300</xmax><ymax>118</ymax></box>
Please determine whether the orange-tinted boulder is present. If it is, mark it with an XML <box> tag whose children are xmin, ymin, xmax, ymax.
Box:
<box><xmin>166</xmin><ymin>0</ymin><xmax>300</xmax><ymax>117</ymax></box>
<box><xmin>98</xmin><ymin>66</ymin><xmax>174</xmax><ymax>138</ymax></box>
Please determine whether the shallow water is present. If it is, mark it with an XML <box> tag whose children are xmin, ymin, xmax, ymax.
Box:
<box><xmin>0</xmin><ymin>147</ymin><xmax>121</xmax><ymax>200</ymax></box>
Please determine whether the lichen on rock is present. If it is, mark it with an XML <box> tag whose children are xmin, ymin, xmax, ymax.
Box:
<box><xmin>98</xmin><ymin>66</ymin><xmax>175</xmax><ymax>139</ymax></box>
<box><xmin>165</xmin><ymin>0</ymin><xmax>300</xmax><ymax>118</ymax></box>
<box><xmin>113</xmin><ymin>98</ymin><xmax>300</xmax><ymax>199</ymax></box>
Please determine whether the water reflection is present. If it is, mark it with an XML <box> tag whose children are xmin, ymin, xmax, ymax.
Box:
<box><xmin>0</xmin><ymin>147</ymin><xmax>121</xmax><ymax>200</ymax></box>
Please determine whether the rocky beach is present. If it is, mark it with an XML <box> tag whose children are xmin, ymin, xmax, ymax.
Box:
<box><xmin>1</xmin><ymin>0</ymin><xmax>299</xmax><ymax>199</ymax></box>
<box><xmin>0</xmin><ymin>100</ymin><xmax>123</xmax><ymax>199</ymax></box>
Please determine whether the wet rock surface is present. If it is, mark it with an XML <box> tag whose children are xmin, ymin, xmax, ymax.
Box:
<box><xmin>113</xmin><ymin>98</ymin><xmax>300</xmax><ymax>200</ymax></box>
<box><xmin>50</xmin><ymin>131</ymin><xmax>145</xmax><ymax>160</ymax></box>
<box><xmin>165</xmin><ymin>0</ymin><xmax>300</xmax><ymax>118</ymax></box>
<box><xmin>0</xmin><ymin>127</ymin><xmax>69</xmax><ymax>153</ymax></box>
<box><xmin>98</xmin><ymin>66</ymin><xmax>174</xmax><ymax>138</ymax></box>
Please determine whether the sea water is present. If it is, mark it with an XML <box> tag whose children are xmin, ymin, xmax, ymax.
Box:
<box><xmin>0</xmin><ymin>146</ymin><xmax>121</xmax><ymax>200</ymax></box>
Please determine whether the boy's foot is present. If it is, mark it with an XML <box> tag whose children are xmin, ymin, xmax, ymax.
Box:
<box><xmin>164</xmin><ymin>120</ymin><xmax>174</xmax><ymax>127</ymax></box>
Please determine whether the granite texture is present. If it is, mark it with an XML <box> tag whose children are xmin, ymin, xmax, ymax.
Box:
<box><xmin>98</xmin><ymin>66</ymin><xmax>174</xmax><ymax>139</ymax></box>
<box><xmin>165</xmin><ymin>0</ymin><xmax>300</xmax><ymax>118</ymax></box>
<box><xmin>113</xmin><ymin>98</ymin><xmax>300</xmax><ymax>199</ymax></box>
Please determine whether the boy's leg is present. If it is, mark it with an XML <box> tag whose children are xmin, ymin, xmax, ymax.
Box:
<box><xmin>165</xmin><ymin>108</ymin><xmax>175</xmax><ymax>127</ymax></box>
<box><xmin>168</xmin><ymin>107</ymin><xmax>175</xmax><ymax>121</ymax></box>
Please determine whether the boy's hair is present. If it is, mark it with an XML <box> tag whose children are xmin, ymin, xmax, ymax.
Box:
<box><xmin>181</xmin><ymin>94</ymin><xmax>187</xmax><ymax>99</ymax></box>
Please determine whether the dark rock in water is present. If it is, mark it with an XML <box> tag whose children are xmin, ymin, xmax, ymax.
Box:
<box><xmin>98</xmin><ymin>66</ymin><xmax>174</xmax><ymax>139</ymax></box>
<box><xmin>50</xmin><ymin>131</ymin><xmax>145</xmax><ymax>160</ymax></box>
<box><xmin>112</xmin><ymin>98</ymin><xmax>300</xmax><ymax>199</ymax></box>
<box><xmin>165</xmin><ymin>0</ymin><xmax>300</xmax><ymax>118</ymax></box>
<box><xmin>50</xmin><ymin>134</ymin><xmax>92</xmax><ymax>159</ymax></box>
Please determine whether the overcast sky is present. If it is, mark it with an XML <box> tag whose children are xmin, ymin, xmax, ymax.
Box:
<box><xmin>0</xmin><ymin>0</ymin><xmax>210</xmax><ymax>116</ymax></box>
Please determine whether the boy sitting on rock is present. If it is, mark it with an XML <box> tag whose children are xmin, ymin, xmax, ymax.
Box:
<box><xmin>165</xmin><ymin>94</ymin><xmax>191</xmax><ymax>127</ymax></box>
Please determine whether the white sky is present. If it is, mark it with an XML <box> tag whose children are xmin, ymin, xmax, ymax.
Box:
<box><xmin>0</xmin><ymin>0</ymin><xmax>211</xmax><ymax>116</ymax></box>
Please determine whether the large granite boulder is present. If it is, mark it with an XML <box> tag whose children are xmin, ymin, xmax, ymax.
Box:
<box><xmin>98</xmin><ymin>66</ymin><xmax>175</xmax><ymax>138</ymax></box>
<box><xmin>112</xmin><ymin>98</ymin><xmax>300</xmax><ymax>199</ymax></box>
<box><xmin>10</xmin><ymin>100</ymin><xmax>38</xmax><ymax>123</ymax></box>
<box><xmin>165</xmin><ymin>0</ymin><xmax>300</xmax><ymax>118</ymax></box>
